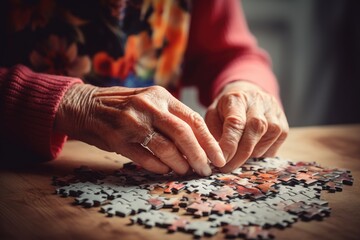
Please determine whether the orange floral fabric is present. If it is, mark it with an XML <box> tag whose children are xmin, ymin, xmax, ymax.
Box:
<box><xmin>0</xmin><ymin>0</ymin><xmax>191</xmax><ymax>91</ymax></box>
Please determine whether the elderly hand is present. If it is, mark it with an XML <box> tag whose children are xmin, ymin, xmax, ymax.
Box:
<box><xmin>205</xmin><ymin>81</ymin><xmax>289</xmax><ymax>172</ymax></box>
<box><xmin>55</xmin><ymin>84</ymin><xmax>226</xmax><ymax>176</ymax></box>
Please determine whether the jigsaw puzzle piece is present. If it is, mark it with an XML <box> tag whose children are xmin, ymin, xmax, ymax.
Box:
<box><xmin>284</xmin><ymin>201</ymin><xmax>331</xmax><ymax>221</ymax></box>
<box><xmin>187</xmin><ymin>202</ymin><xmax>213</xmax><ymax>218</ymax></box>
<box><xmin>147</xmin><ymin>198</ymin><xmax>164</xmax><ymax>210</ymax></box>
<box><xmin>184</xmin><ymin>221</ymin><xmax>218</xmax><ymax>238</ymax></box>
<box><xmin>211</xmin><ymin>201</ymin><xmax>234</xmax><ymax>215</ymax></box>
<box><xmin>75</xmin><ymin>192</ymin><xmax>108</xmax><ymax>207</ymax></box>
<box><xmin>223</xmin><ymin>225</ymin><xmax>274</xmax><ymax>240</ymax></box>
<box><xmin>235</xmin><ymin>185</ymin><xmax>265</xmax><ymax>200</ymax></box>
<box><xmin>168</xmin><ymin>218</ymin><xmax>189</xmax><ymax>233</ymax></box>
<box><xmin>163</xmin><ymin>181</ymin><xmax>186</xmax><ymax>194</ymax></box>
<box><xmin>131</xmin><ymin>210</ymin><xmax>179</xmax><ymax>228</ymax></box>
<box><xmin>101</xmin><ymin>202</ymin><xmax>132</xmax><ymax>217</ymax></box>
<box><xmin>210</xmin><ymin>186</ymin><xmax>238</xmax><ymax>201</ymax></box>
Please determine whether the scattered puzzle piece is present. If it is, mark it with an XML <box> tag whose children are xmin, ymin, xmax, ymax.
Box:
<box><xmin>211</xmin><ymin>201</ymin><xmax>234</xmax><ymax>215</ymax></box>
<box><xmin>210</xmin><ymin>186</ymin><xmax>237</xmax><ymax>201</ymax></box>
<box><xmin>148</xmin><ymin>198</ymin><xmax>164</xmax><ymax>210</ymax></box>
<box><xmin>52</xmin><ymin>157</ymin><xmax>354</xmax><ymax>240</ymax></box>
<box><xmin>284</xmin><ymin>201</ymin><xmax>331</xmax><ymax>220</ymax></box>
<box><xmin>75</xmin><ymin>192</ymin><xmax>108</xmax><ymax>207</ymax></box>
<box><xmin>168</xmin><ymin>218</ymin><xmax>189</xmax><ymax>233</ymax></box>
<box><xmin>224</xmin><ymin>225</ymin><xmax>274</xmax><ymax>240</ymax></box>
<box><xmin>187</xmin><ymin>201</ymin><xmax>213</xmax><ymax>217</ymax></box>
<box><xmin>184</xmin><ymin>221</ymin><xmax>218</xmax><ymax>238</ymax></box>
<box><xmin>163</xmin><ymin>181</ymin><xmax>186</xmax><ymax>194</ymax></box>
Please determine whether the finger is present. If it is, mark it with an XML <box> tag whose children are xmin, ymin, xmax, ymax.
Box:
<box><xmin>251</xmin><ymin>111</ymin><xmax>282</xmax><ymax>157</ymax></box>
<box><xmin>120</xmin><ymin>143</ymin><xmax>170</xmax><ymax>174</ymax></box>
<box><xmin>205</xmin><ymin>105</ymin><xmax>222</xmax><ymax>141</ymax></box>
<box><xmin>263</xmin><ymin>112</ymin><xmax>289</xmax><ymax>157</ymax></box>
<box><xmin>168</xmin><ymin>99</ymin><xmax>226</xmax><ymax>168</ymax></box>
<box><xmin>154</xmin><ymin>112</ymin><xmax>213</xmax><ymax>176</ymax></box>
<box><xmin>145</xmin><ymin>131</ymin><xmax>191</xmax><ymax>175</ymax></box>
<box><xmin>217</xmin><ymin>94</ymin><xmax>247</xmax><ymax>162</ymax></box>
<box><xmin>220</xmin><ymin>104</ymin><xmax>268</xmax><ymax>173</ymax></box>
<box><xmin>93</xmin><ymin>86</ymin><xmax>145</xmax><ymax>97</ymax></box>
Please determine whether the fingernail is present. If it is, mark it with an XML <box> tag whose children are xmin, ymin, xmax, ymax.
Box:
<box><xmin>201</xmin><ymin>164</ymin><xmax>212</xmax><ymax>176</ymax></box>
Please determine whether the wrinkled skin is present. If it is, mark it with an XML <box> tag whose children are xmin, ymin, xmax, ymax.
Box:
<box><xmin>55</xmin><ymin>81</ymin><xmax>288</xmax><ymax>176</ymax></box>
<box><xmin>205</xmin><ymin>81</ymin><xmax>289</xmax><ymax>172</ymax></box>
<box><xmin>55</xmin><ymin>84</ymin><xmax>225</xmax><ymax>176</ymax></box>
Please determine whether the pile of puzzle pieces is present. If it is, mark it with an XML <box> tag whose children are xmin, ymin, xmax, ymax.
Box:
<box><xmin>52</xmin><ymin>157</ymin><xmax>354</xmax><ymax>239</ymax></box>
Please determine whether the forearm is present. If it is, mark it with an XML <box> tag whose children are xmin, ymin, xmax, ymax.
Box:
<box><xmin>182</xmin><ymin>0</ymin><xmax>279</xmax><ymax>106</ymax></box>
<box><xmin>210</xmin><ymin>55</ymin><xmax>279</xmax><ymax>103</ymax></box>
<box><xmin>0</xmin><ymin>65</ymin><xmax>82</xmax><ymax>161</ymax></box>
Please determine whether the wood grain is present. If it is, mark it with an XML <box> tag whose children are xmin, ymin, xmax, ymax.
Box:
<box><xmin>0</xmin><ymin>124</ymin><xmax>359</xmax><ymax>240</ymax></box>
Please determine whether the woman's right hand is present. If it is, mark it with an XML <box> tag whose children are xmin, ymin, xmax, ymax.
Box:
<box><xmin>55</xmin><ymin>84</ymin><xmax>226</xmax><ymax>176</ymax></box>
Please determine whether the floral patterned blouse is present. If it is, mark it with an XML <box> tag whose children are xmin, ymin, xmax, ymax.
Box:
<box><xmin>0</xmin><ymin>0</ymin><xmax>191</xmax><ymax>92</ymax></box>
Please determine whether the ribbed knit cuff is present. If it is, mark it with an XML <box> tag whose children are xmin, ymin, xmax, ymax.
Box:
<box><xmin>0</xmin><ymin>65</ymin><xmax>83</xmax><ymax>160</ymax></box>
<box><xmin>211</xmin><ymin>55</ymin><xmax>280</xmax><ymax>103</ymax></box>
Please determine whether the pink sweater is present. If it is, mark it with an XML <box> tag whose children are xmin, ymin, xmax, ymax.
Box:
<box><xmin>0</xmin><ymin>0</ymin><xmax>278</xmax><ymax>161</ymax></box>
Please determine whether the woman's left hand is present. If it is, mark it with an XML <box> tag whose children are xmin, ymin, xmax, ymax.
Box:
<box><xmin>205</xmin><ymin>81</ymin><xmax>289</xmax><ymax>172</ymax></box>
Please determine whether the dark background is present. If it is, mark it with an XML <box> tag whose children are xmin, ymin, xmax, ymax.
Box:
<box><xmin>181</xmin><ymin>0</ymin><xmax>360</xmax><ymax>127</ymax></box>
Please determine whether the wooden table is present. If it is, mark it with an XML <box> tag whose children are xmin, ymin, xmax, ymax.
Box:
<box><xmin>0</xmin><ymin>124</ymin><xmax>359</xmax><ymax>240</ymax></box>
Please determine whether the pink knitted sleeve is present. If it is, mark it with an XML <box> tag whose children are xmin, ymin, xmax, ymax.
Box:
<box><xmin>0</xmin><ymin>65</ymin><xmax>82</xmax><ymax>162</ymax></box>
<box><xmin>182</xmin><ymin>0</ymin><xmax>279</xmax><ymax>106</ymax></box>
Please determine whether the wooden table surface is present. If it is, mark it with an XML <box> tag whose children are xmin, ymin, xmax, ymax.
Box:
<box><xmin>0</xmin><ymin>124</ymin><xmax>359</xmax><ymax>240</ymax></box>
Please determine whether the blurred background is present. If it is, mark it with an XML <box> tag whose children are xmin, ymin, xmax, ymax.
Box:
<box><xmin>181</xmin><ymin>0</ymin><xmax>360</xmax><ymax>127</ymax></box>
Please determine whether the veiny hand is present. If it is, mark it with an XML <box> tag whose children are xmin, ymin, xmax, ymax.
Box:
<box><xmin>55</xmin><ymin>84</ymin><xmax>225</xmax><ymax>176</ymax></box>
<box><xmin>205</xmin><ymin>81</ymin><xmax>289</xmax><ymax>172</ymax></box>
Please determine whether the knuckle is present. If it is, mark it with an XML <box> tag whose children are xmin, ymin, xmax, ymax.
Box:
<box><xmin>157</xmin><ymin>112</ymin><xmax>171</xmax><ymax>122</ymax></box>
<box><xmin>248</xmin><ymin>117</ymin><xmax>267</xmax><ymax>134</ymax></box>
<box><xmin>223</xmin><ymin>92</ymin><xmax>246</xmax><ymax>107</ymax></box>
<box><xmin>225</xmin><ymin>115</ymin><xmax>246</xmax><ymax>132</ymax></box>
<box><xmin>148</xmin><ymin>85</ymin><xmax>168</xmax><ymax>96</ymax></box>
<box><xmin>130</xmin><ymin>94</ymin><xmax>146</xmax><ymax>106</ymax></box>
<box><xmin>267</xmin><ymin>122</ymin><xmax>282</xmax><ymax>136</ymax></box>
<box><xmin>173</xmin><ymin>121</ymin><xmax>192</xmax><ymax>138</ymax></box>
<box><xmin>190</xmin><ymin>112</ymin><xmax>204</xmax><ymax>124</ymax></box>
<box><xmin>142</xmin><ymin>86</ymin><xmax>170</xmax><ymax>105</ymax></box>
<box><xmin>218</xmin><ymin>93</ymin><xmax>244</xmax><ymax>113</ymax></box>
<box><xmin>190</xmin><ymin>112</ymin><xmax>205</xmax><ymax>128</ymax></box>
<box><xmin>278</xmin><ymin>130</ymin><xmax>289</xmax><ymax>141</ymax></box>
<box><xmin>226</xmin><ymin>93</ymin><xmax>241</xmax><ymax>104</ymax></box>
